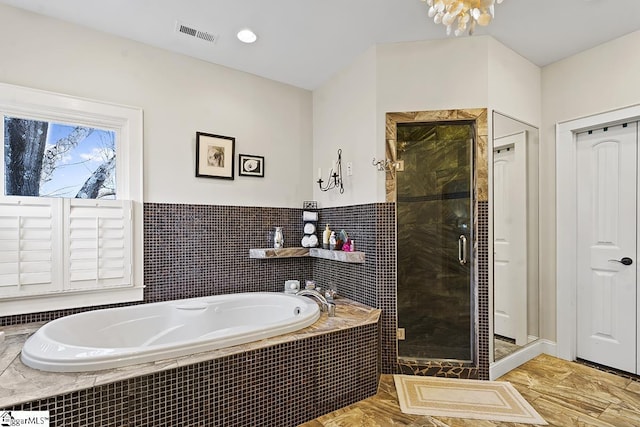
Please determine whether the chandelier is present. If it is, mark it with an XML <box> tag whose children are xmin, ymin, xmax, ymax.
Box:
<box><xmin>423</xmin><ymin>0</ymin><xmax>504</xmax><ymax>36</ymax></box>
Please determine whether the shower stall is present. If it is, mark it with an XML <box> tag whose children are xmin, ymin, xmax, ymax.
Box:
<box><xmin>396</xmin><ymin>121</ymin><xmax>475</xmax><ymax>363</ymax></box>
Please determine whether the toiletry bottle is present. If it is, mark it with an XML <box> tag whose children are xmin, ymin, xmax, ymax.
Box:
<box><xmin>274</xmin><ymin>227</ymin><xmax>284</xmax><ymax>249</ymax></box>
<box><xmin>323</xmin><ymin>224</ymin><xmax>331</xmax><ymax>249</ymax></box>
<box><xmin>329</xmin><ymin>231</ymin><xmax>336</xmax><ymax>250</ymax></box>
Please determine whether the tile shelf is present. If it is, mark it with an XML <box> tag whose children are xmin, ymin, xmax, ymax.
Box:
<box><xmin>249</xmin><ymin>247</ymin><xmax>365</xmax><ymax>264</ymax></box>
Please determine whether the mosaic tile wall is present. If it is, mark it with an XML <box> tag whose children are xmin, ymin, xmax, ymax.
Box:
<box><xmin>477</xmin><ymin>201</ymin><xmax>490</xmax><ymax>380</ymax></box>
<box><xmin>8</xmin><ymin>323</ymin><xmax>379</xmax><ymax>427</ymax></box>
<box><xmin>1</xmin><ymin>200</ymin><xmax>488</xmax><ymax>379</ymax></box>
<box><xmin>142</xmin><ymin>203</ymin><xmax>312</xmax><ymax>302</ymax></box>
<box><xmin>0</xmin><ymin>204</ymin><xmax>313</xmax><ymax>326</ymax></box>
<box><xmin>313</xmin><ymin>203</ymin><xmax>397</xmax><ymax>373</ymax></box>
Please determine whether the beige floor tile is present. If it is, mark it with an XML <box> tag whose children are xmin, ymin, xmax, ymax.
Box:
<box><xmin>598</xmin><ymin>403</ymin><xmax>640</xmax><ymax>427</ymax></box>
<box><xmin>531</xmin><ymin>396</ymin><xmax>619</xmax><ymax>427</ymax></box>
<box><xmin>626</xmin><ymin>380</ymin><xmax>640</xmax><ymax>394</ymax></box>
<box><xmin>302</xmin><ymin>355</ymin><xmax>640</xmax><ymax>427</ymax></box>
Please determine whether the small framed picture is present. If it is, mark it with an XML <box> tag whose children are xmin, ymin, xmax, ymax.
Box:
<box><xmin>239</xmin><ymin>154</ymin><xmax>265</xmax><ymax>177</ymax></box>
<box><xmin>195</xmin><ymin>132</ymin><xmax>235</xmax><ymax>180</ymax></box>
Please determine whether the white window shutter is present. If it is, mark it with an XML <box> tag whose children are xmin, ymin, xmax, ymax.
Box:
<box><xmin>0</xmin><ymin>198</ymin><xmax>62</xmax><ymax>297</ymax></box>
<box><xmin>65</xmin><ymin>199</ymin><xmax>132</xmax><ymax>291</ymax></box>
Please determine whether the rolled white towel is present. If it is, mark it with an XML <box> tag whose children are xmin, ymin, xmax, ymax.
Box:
<box><xmin>308</xmin><ymin>234</ymin><xmax>319</xmax><ymax>247</ymax></box>
<box><xmin>301</xmin><ymin>235</ymin><xmax>311</xmax><ymax>247</ymax></box>
<box><xmin>304</xmin><ymin>222</ymin><xmax>316</xmax><ymax>234</ymax></box>
<box><xmin>303</xmin><ymin>211</ymin><xmax>318</xmax><ymax>221</ymax></box>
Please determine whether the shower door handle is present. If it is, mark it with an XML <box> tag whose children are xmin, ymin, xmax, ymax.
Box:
<box><xmin>458</xmin><ymin>235</ymin><xmax>467</xmax><ymax>265</ymax></box>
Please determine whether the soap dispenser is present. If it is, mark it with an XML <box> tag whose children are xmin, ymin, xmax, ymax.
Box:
<box><xmin>322</xmin><ymin>224</ymin><xmax>331</xmax><ymax>249</ymax></box>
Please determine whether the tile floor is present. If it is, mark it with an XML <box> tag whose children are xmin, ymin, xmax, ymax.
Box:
<box><xmin>301</xmin><ymin>354</ymin><xmax>640</xmax><ymax>427</ymax></box>
<box><xmin>494</xmin><ymin>337</ymin><xmax>521</xmax><ymax>360</ymax></box>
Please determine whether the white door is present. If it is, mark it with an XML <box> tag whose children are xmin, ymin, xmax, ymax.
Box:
<box><xmin>576</xmin><ymin>122</ymin><xmax>638</xmax><ymax>374</ymax></box>
<box><xmin>493</xmin><ymin>132</ymin><xmax>528</xmax><ymax>345</ymax></box>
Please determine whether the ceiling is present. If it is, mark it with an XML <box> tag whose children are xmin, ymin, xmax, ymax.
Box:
<box><xmin>2</xmin><ymin>0</ymin><xmax>640</xmax><ymax>90</ymax></box>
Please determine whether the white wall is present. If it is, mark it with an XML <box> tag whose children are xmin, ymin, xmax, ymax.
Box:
<box><xmin>312</xmin><ymin>46</ymin><xmax>378</xmax><ymax>208</ymax></box>
<box><xmin>376</xmin><ymin>37</ymin><xmax>491</xmax><ymax>201</ymax></box>
<box><xmin>0</xmin><ymin>4</ymin><xmax>312</xmax><ymax>208</ymax></box>
<box><xmin>313</xmin><ymin>36</ymin><xmax>493</xmax><ymax>207</ymax></box>
<box><xmin>377</xmin><ymin>37</ymin><xmax>490</xmax><ymax>114</ymax></box>
<box><xmin>488</xmin><ymin>38</ymin><xmax>541</xmax><ymax>127</ymax></box>
<box><xmin>540</xmin><ymin>29</ymin><xmax>640</xmax><ymax>341</ymax></box>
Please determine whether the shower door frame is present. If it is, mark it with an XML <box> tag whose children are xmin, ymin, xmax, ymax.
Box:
<box><xmin>396</xmin><ymin>120</ymin><xmax>475</xmax><ymax>363</ymax></box>
<box><xmin>386</xmin><ymin>108</ymin><xmax>490</xmax><ymax>379</ymax></box>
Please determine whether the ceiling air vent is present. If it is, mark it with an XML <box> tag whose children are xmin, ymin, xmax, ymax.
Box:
<box><xmin>175</xmin><ymin>21</ymin><xmax>217</xmax><ymax>44</ymax></box>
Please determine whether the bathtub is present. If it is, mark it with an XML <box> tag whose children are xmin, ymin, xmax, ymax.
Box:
<box><xmin>21</xmin><ymin>292</ymin><xmax>320</xmax><ymax>373</ymax></box>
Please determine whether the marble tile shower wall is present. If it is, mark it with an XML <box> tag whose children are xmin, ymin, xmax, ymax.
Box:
<box><xmin>394</xmin><ymin>201</ymin><xmax>489</xmax><ymax>380</ymax></box>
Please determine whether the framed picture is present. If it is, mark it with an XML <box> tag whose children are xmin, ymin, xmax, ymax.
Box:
<box><xmin>239</xmin><ymin>154</ymin><xmax>265</xmax><ymax>177</ymax></box>
<box><xmin>195</xmin><ymin>132</ymin><xmax>235</xmax><ymax>180</ymax></box>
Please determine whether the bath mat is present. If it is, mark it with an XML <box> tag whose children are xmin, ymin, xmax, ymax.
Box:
<box><xmin>393</xmin><ymin>375</ymin><xmax>547</xmax><ymax>425</ymax></box>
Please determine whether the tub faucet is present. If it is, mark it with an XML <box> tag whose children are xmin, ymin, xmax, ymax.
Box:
<box><xmin>296</xmin><ymin>289</ymin><xmax>336</xmax><ymax>317</ymax></box>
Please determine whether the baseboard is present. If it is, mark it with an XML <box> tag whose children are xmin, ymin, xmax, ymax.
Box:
<box><xmin>490</xmin><ymin>339</ymin><xmax>557</xmax><ymax>380</ymax></box>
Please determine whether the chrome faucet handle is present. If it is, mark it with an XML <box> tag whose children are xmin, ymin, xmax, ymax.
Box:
<box><xmin>296</xmin><ymin>288</ymin><xmax>336</xmax><ymax>317</ymax></box>
<box><xmin>326</xmin><ymin>302</ymin><xmax>336</xmax><ymax>317</ymax></box>
<box><xmin>324</xmin><ymin>289</ymin><xmax>337</xmax><ymax>301</ymax></box>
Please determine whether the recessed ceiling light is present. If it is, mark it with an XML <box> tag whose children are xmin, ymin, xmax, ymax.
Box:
<box><xmin>237</xmin><ymin>29</ymin><xmax>257</xmax><ymax>44</ymax></box>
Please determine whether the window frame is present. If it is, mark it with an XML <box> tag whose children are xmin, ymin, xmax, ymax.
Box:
<box><xmin>0</xmin><ymin>83</ymin><xmax>144</xmax><ymax>315</ymax></box>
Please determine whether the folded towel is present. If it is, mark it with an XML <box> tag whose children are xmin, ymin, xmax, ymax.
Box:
<box><xmin>303</xmin><ymin>211</ymin><xmax>318</xmax><ymax>221</ymax></box>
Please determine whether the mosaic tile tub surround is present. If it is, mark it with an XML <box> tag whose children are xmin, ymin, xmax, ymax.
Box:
<box><xmin>0</xmin><ymin>202</ymin><xmax>402</xmax><ymax>373</ymax></box>
<box><xmin>1</xmin><ymin>200</ymin><xmax>488</xmax><ymax>379</ymax></box>
<box><xmin>313</xmin><ymin>203</ymin><xmax>397</xmax><ymax>374</ymax></box>
<box><xmin>2</xmin><ymin>300</ymin><xmax>381</xmax><ymax>427</ymax></box>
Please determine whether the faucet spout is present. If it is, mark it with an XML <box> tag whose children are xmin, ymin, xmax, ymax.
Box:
<box><xmin>296</xmin><ymin>289</ymin><xmax>336</xmax><ymax>317</ymax></box>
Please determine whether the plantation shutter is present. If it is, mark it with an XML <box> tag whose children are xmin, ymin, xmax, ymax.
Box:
<box><xmin>0</xmin><ymin>198</ymin><xmax>133</xmax><ymax>300</ymax></box>
<box><xmin>65</xmin><ymin>199</ymin><xmax>132</xmax><ymax>290</ymax></box>
<box><xmin>0</xmin><ymin>198</ymin><xmax>62</xmax><ymax>297</ymax></box>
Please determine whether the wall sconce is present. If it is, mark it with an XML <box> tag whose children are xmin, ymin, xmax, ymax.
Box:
<box><xmin>317</xmin><ymin>149</ymin><xmax>344</xmax><ymax>194</ymax></box>
<box><xmin>372</xmin><ymin>157</ymin><xmax>403</xmax><ymax>172</ymax></box>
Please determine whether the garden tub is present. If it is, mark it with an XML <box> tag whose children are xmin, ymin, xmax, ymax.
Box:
<box><xmin>21</xmin><ymin>292</ymin><xmax>320</xmax><ymax>372</ymax></box>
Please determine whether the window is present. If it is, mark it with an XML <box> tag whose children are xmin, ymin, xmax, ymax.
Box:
<box><xmin>0</xmin><ymin>83</ymin><xmax>143</xmax><ymax>315</ymax></box>
<box><xmin>5</xmin><ymin>116</ymin><xmax>117</xmax><ymax>199</ymax></box>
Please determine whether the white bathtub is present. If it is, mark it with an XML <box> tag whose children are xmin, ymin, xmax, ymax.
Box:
<box><xmin>21</xmin><ymin>292</ymin><xmax>320</xmax><ymax>372</ymax></box>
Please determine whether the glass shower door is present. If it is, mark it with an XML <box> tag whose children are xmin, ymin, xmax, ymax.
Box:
<box><xmin>396</xmin><ymin>122</ymin><xmax>473</xmax><ymax>362</ymax></box>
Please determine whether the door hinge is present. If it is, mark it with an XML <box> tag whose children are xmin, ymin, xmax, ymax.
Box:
<box><xmin>397</xmin><ymin>328</ymin><xmax>405</xmax><ymax>340</ymax></box>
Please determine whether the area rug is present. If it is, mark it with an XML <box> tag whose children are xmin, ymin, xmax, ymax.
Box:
<box><xmin>393</xmin><ymin>375</ymin><xmax>547</xmax><ymax>425</ymax></box>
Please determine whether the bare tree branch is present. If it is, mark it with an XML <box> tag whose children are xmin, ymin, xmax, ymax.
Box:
<box><xmin>41</xmin><ymin>127</ymin><xmax>94</xmax><ymax>183</ymax></box>
<box><xmin>75</xmin><ymin>156</ymin><xmax>116</xmax><ymax>199</ymax></box>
